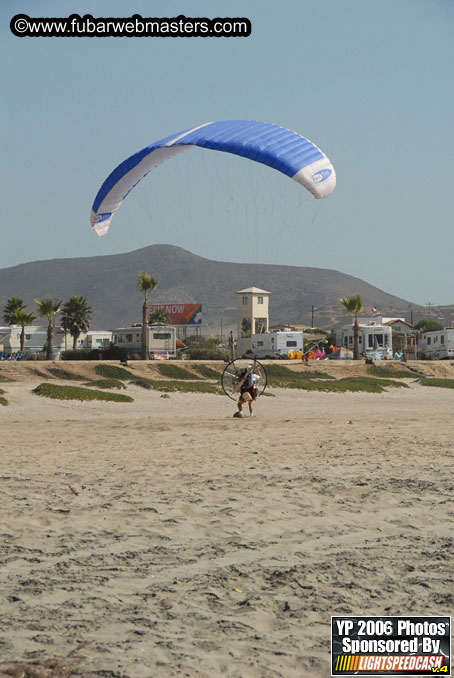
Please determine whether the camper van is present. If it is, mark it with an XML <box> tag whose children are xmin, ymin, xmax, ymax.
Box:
<box><xmin>337</xmin><ymin>321</ymin><xmax>393</xmax><ymax>360</ymax></box>
<box><xmin>248</xmin><ymin>330</ymin><xmax>304</xmax><ymax>359</ymax></box>
<box><xmin>112</xmin><ymin>324</ymin><xmax>177</xmax><ymax>358</ymax></box>
<box><xmin>420</xmin><ymin>328</ymin><xmax>454</xmax><ymax>360</ymax></box>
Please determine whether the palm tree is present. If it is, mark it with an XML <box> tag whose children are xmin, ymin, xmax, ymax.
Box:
<box><xmin>149</xmin><ymin>307</ymin><xmax>168</xmax><ymax>325</ymax></box>
<box><xmin>137</xmin><ymin>272</ymin><xmax>158</xmax><ymax>359</ymax></box>
<box><xmin>61</xmin><ymin>296</ymin><xmax>92</xmax><ymax>350</ymax></box>
<box><xmin>11</xmin><ymin>309</ymin><xmax>36</xmax><ymax>352</ymax></box>
<box><xmin>3</xmin><ymin>297</ymin><xmax>25</xmax><ymax>325</ymax></box>
<box><xmin>35</xmin><ymin>297</ymin><xmax>61</xmax><ymax>360</ymax></box>
<box><xmin>340</xmin><ymin>293</ymin><xmax>363</xmax><ymax>360</ymax></box>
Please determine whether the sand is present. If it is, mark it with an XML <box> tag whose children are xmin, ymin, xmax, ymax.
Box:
<box><xmin>0</xmin><ymin>363</ymin><xmax>453</xmax><ymax>677</ymax></box>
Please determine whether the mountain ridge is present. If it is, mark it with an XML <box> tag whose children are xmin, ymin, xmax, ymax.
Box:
<box><xmin>0</xmin><ymin>244</ymin><xmax>442</xmax><ymax>333</ymax></box>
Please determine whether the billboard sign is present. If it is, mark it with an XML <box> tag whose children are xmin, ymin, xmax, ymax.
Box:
<box><xmin>150</xmin><ymin>304</ymin><xmax>202</xmax><ymax>325</ymax></box>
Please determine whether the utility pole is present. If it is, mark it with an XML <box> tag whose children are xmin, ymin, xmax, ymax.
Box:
<box><xmin>403</xmin><ymin>333</ymin><xmax>408</xmax><ymax>362</ymax></box>
<box><xmin>311</xmin><ymin>305</ymin><xmax>318</xmax><ymax>328</ymax></box>
<box><xmin>216</xmin><ymin>306</ymin><xmax>235</xmax><ymax>344</ymax></box>
<box><xmin>229</xmin><ymin>331</ymin><xmax>235</xmax><ymax>360</ymax></box>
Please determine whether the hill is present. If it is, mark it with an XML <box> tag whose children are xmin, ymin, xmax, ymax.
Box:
<box><xmin>0</xmin><ymin>244</ymin><xmax>439</xmax><ymax>334</ymax></box>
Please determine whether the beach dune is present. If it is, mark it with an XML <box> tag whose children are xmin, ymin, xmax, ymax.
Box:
<box><xmin>0</xmin><ymin>363</ymin><xmax>453</xmax><ymax>677</ymax></box>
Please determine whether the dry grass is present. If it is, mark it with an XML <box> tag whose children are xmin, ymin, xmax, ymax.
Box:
<box><xmin>0</xmin><ymin>374</ymin><xmax>14</xmax><ymax>383</ymax></box>
<box><xmin>0</xmin><ymin>643</ymin><xmax>92</xmax><ymax>678</ymax></box>
<box><xmin>0</xmin><ymin>661</ymin><xmax>76</xmax><ymax>677</ymax></box>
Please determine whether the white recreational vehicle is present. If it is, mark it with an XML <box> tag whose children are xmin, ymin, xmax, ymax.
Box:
<box><xmin>245</xmin><ymin>330</ymin><xmax>304</xmax><ymax>359</ymax></box>
<box><xmin>80</xmin><ymin>331</ymin><xmax>112</xmax><ymax>350</ymax></box>
<box><xmin>112</xmin><ymin>324</ymin><xmax>177</xmax><ymax>358</ymax></box>
<box><xmin>420</xmin><ymin>328</ymin><xmax>454</xmax><ymax>360</ymax></box>
<box><xmin>337</xmin><ymin>320</ymin><xmax>393</xmax><ymax>360</ymax></box>
<box><xmin>0</xmin><ymin>326</ymin><xmax>113</xmax><ymax>358</ymax></box>
<box><xmin>0</xmin><ymin>325</ymin><xmax>66</xmax><ymax>358</ymax></box>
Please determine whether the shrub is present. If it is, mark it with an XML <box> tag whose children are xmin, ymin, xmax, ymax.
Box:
<box><xmin>192</xmin><ymin>364</ymin><xmax>222</xmax><ymax>380</ymax></box>
<box><xmin>183</xmin><ymin>336</ymin><xmax>229</xmax><ymax>360</ymax></box>
<box><xmin>184</xmin><ymin>335</ymin><xmax>209</xmax><ymax>348</ymax></box>
<box><xmin>83</xmin><ymin>378</ymin><xmax>126</xmax><ymax>389</ymax></box>
<box><xmin>156</xmin><ymin>363</ymin><xmax>201</xmax><ymax>380</ymax></box>
<box><xmin>367</xmin><ymin>365</ymin><xmax>415</xmax><ymax>379</ymax></box>
<box><xmin>95</xmin><ymin>364</ymin><xmax>134</xmax><ymax>379</ymax></box>
<box><xmin>304</xmin><ymin>327</ymin><xmax>328</xmax><ymax>335</ymax></box>
<box><xmin>129</xmin><ymin>377</ymin><xmax>154</xmax><ymax>390</ymax></box>
<box><xmin>47</xmin><ymin>367</ymin><xmax>87</xmax><ymax>380</ymax></box>
<box><xmin>147</xmin><ymin>380</ymin><xmax>222</xmax><ymax>394</ymax></box>
<box><xmin>418</xmin><ymin>378</ymin><xmax>454</xmax><ymax>389</ymax></box>
<box><xmin>266</xmin><ymin>365</ymin><xmax>334</xmax><ymax>383</ymax></box>
<box><xmin>127</xmin><ymin>375</ymin><xmax>221</xmax><ymax>394</ymax></box>
<box><xmin>33</xmin><ymin>383</ymin><xmax>133</xmax><ymax>402</ymax></box>
<box><xmin>164</xmin><ymin>381</ymin><xmax>222</xmax><ymax>394</ymax></box>
<box><xmin>185</xmin><ymin>347</ymin><xmax>229</xmax><ymax>360</ymax></box>
<box><xmin>267</xmin><ymin>372</ymin><xmax>408</xmax><ymax>393</ymax></box>
<box><xmin>61</xmin><ymin>348</ymin><xmax>101</xmax><ymax>361</ymax></box>
<box><xmin>100</xmin><ymin>343</ymin><xmax>130</xmax><ymax>361</ymax></box>
<box><xmin>413</xmin><ymin>319</ymin><xmax>443</xmax><ymax>333</ymax></box>
<box><xmin>332</xmin><ymin>377</ymin><xmax>409</xmax><ymax>393</ymax></box>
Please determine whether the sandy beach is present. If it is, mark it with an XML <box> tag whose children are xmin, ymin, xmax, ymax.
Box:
<box><xmin>0</xmin><ymin>362</ymin><xmax>453</xmax><ymax>677</ymax></box>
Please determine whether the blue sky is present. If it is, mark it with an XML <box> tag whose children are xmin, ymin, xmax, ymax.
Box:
<box><xmin>1</xmin><ymin>0</ymin><xmax>453</xmax><ymax>305</ymax></box>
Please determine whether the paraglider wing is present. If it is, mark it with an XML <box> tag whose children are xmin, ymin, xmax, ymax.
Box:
<box><xmin>90</xmin><ymin>120</ymin><xmax>336</xmax><ymax>236</ymax></box>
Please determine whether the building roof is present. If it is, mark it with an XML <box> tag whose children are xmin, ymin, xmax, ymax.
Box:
<box><xmin>383</xmin><ymin>318</ymin><xmax>413</xmax><ymax>328</ymax></box>
<box><xmin>236</xmin><ymin>287</ymin><xmax>270</xmax><ymax>295</ymax></box>
<box><xmin>270</xmin><ymin>323</ymin><xmax>312</xmax><ymax>330</ymax></box>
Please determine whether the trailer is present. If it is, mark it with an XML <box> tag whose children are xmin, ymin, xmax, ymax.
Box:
<box><xmin>112</xmin><ymin>324</ymin><xmax>177</xmax><ymax>358</ymax></box>
<box><xmin>336</xmin><ymin>321</ymin><xmax>393</xmax><ymax>360</ymax></box>
<box><xmin>0</xmin><ymin>324</ymin><xmax>66</xmax><ymax>357</ymax></box>
<box><xmin>247</xmin><ymin>330</ymin><xmax>304</xmax><ymax>359</ymax></box>
<box><xmin>420</xmin><ymin>328</ymin><xmax>454</xmax><ymax>360</ymax></box>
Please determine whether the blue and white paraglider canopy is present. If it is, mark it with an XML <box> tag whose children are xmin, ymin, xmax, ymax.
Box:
<box><xmin>90</xmin><ymin>119</ymin><xmax>336</xmax><ymax>235</ymax></box>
